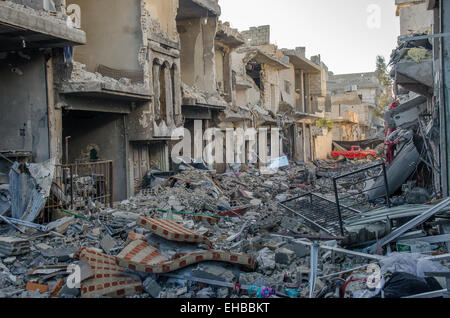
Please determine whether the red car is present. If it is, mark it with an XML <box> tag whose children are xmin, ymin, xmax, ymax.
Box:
<box><xmin>331</xmin><ymin>146</ymin><xmax>376</xmax><ymax>160</ymax></box>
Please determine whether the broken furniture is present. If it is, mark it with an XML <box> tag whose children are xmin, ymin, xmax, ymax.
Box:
<box><xmin>368</xmin><ymin>140</ymin><xmax>420</xmax><ymax>201</ymax></box>
<box><xmin>0</xmin><ymin>236</ymin><xmax>30</xmax><ymax>256</ymax></box>
<box><xmin>333</xmin><ymin>162</ymin><xmax>391</xmax><ymax>212</ymax></box>
<box><xmin>76</xmin><ymin>247</ymin><xmax>142</xmax><ymax>298</ymax></box>
<box><xmin>279</xmin><ymin>193</ymin><xmax>360</xmax><ymax>237</ymax></box>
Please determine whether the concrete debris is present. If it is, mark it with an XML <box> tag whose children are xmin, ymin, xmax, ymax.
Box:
<box><xmin>192</xmin><ymin>264</ymin><xmax>237</xmax><ymax>283</ymax></box>
<box><xmin>143</xmin><ymin>277</ymin><xmax>162</xmax><ymax>298</ymax></box>
<box><xmin>275</xmin><ymin>248</ymin><xmax>295</xmax><ymax>265</ymax></box>
<box><xmin>100</xmin><ymin>235</ymin><xmax>116</xmax><ymax>254</ymax></box>
<box><xmin>0</xmin><ymin>236</ymin><xmax>30</xmax><ymax>256</ymax></box>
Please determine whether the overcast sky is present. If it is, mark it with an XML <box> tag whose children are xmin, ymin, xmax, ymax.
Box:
<box><xmin>220</xmin><ymin>0</ymin><xmax>400</xmax><ymax>74</ymax></box>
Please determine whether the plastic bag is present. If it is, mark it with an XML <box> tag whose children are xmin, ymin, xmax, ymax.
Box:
<box><xmin>380</xmin><ymin>252</ymin><xmax>449</xmax><ymax>278</ymax></box>
<box><xmin>376</xmin><ymin>272</ymin><xmax>442</xmax><ymax>298</ymax></box>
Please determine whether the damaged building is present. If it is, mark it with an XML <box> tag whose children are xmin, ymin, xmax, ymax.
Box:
<box><xmin>386</xmin><ymin>0</ymin><xmax>447</xmax><ymax>199</ymax></box>
<box><xmin>327</xmin><ymin>72</ymin><xmax>385</xmax><ymax>142</ymax></box>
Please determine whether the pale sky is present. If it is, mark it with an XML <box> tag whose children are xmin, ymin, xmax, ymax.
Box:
<box><xmin>220</xmin><ymin>0</ymin><xmax>400</xmax><ymax>74</ymax></box>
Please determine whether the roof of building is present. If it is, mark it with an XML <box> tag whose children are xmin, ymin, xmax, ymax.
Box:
<box><xmin>327</xmin><ymin>72</ymin><xmax>382</xmax><ymax>92</ymax></box>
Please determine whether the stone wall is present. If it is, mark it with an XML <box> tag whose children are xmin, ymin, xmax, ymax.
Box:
<box><xmin>241</xmin><ymin>25</ymin><xmax>270</xmax><ymax>46</ymax></box>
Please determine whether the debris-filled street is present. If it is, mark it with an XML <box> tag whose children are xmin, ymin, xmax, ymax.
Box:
<box><xmin>1</xmin><ymin>0</ymin><xmax>450</xmax><ymax>301</ymax></box>
<box><xmin>0</xmin><ymin>158</ymin><xmax>448</xmax><ymax>299</ymax></box>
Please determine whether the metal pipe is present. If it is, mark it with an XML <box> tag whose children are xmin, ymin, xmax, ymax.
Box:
<box><xmin>370</xmin><ymin>197</ymin><xmax>450</xmax><ymax>253</ymax></box>
<box><xmin>309</xmin><ymin>242</ymin><xmax>320</xmax><ymax>298</ymax></box>
<box><xmin>382</xmin><ymin>163</ymin><xmax>391</xmax><ymax>208</ymax></box>
<box><xmin>333</xmin><ymin>178</ymin><xmax>344</xmax><ymax>236</ymax></box>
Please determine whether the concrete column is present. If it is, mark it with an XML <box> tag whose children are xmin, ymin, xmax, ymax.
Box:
<box><xmin>153</xmin><ymin>64</ymin><xmax>161</xmax><ymax>116</ymax></box>
<box><xmin>302</xmin><ymin>122</ymin><xmax>307</xmax><ymax>162</ymax></box>
<box><xmin>442</xmin><ymin>0</ymin><xmax>450</xmax><ymax>195</ymax></box>
<box><xmin>172</xmin><ymin>63</ymin><xmax>182</xmax><ymax>125</ymax></box>
<box><xmin>305</xmin><ymin>73</ymin><xmax>311</xmax><ymax>114</ymax></box>
<box><xmin>201</xmin><ymin>17</ymin><xmax>218</xmax><ymax>94</ymax></box>
<box><xmin>164</xmin><ymin>65</ymin><xmax>174</xmax><ymax>126</ymax></box>
<box><xmin>299</xmin><ymin>70</ymin><xmax>305</xmax><ymax>113</ymax></box>
<box><xmin>223</xmin><ymin>51</ymin><xmax>234</xmax><ymax>104</ymax></box>
<box><xmin>47</xmin><ymin>55</ymin><xmax>62</xmax><ymax>162</ymax></box>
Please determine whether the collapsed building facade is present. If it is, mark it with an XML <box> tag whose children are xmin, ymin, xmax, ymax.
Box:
<box><xmin>385</xmin><ymin>0</ymin><xmax>450</xmax><ymax>199</ymax></box>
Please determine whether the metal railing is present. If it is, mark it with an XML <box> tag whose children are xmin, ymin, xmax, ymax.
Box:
<box><xmin>279</xmin><ymin>193</ymin><xmax>360</xmax><ymax>237</ymax></box>
<box><xmin>279</xmin><ymin>163</ymin><xmax>390</xmax><ymax>237</ymax></box>
<box><xmin>44</xmin><ymin>161</ymin><xmax>114</xmax><ymax>218</ymax></box>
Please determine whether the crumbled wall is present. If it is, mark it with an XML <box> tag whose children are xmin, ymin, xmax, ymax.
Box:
<box><xmin>261</xmin><ymin>64</ymin><xmax>281</xmax><ymax>113</ymax></box>
<box><xmin>278</xmin><ymin>63</ymin><xmax>296</xmax><ymax>109</ymax></box>
<box><xmin>241</xmin><ymin>25</ymin><xmax>270</xmax><ymax>46</ymax></box>
<box><xmin>146</xmin><ymin>0</ymin><xmax>179</xmax><ymax>42</ymax></box>
<box><xmin>178</xmin><ymin>17</ymin><xmax>218</xmax><ymax>94</ymax></box>
<box><xmin>314</xmin><ymin>130</ymin><xmax>333</xmax><ymax>159</ymax></box>
<box><xmin>398</xmin><ymin>2</ymin><xmax>433</xmax><ymax>35</ymax></box>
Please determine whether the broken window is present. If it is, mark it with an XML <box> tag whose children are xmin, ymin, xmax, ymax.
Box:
<box><xmin>246</xmin><ymin>61</ymin><xmax>262</xmax><ymax>89</ymax></box>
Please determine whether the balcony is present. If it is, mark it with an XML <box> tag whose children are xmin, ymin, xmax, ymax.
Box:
<box><xmin>0</xmin><ymin>1</ymin><xmax>86</xmax><ymax>51</ymax></box>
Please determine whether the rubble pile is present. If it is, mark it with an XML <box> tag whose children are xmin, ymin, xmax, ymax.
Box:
<box><xmin>182</xmin><ymin>83</ymin><xmax>229</xmax><ymax>107</ymax></box>
<box><xmin>0</xmin><ymin>1</ymin><xmax>69</xmax><ymax>24</ymax></box>
<box><xmin>0</xmin><ymin>158</ymin><xmax>449</xmax><ymax>299</ymax></box>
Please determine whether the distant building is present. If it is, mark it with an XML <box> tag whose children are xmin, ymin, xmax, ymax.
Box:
<box><xmin>326</xmin><ymin>72</ymin><xmax>385</xmax><ymax>142</ymax></box>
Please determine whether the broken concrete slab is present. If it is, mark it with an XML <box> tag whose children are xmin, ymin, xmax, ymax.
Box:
<box><xmin>285</xmin><ymin>240</ymin><xmax>309</xmax><ymax>258</ymax></box>
<box><xmin>256</xmin><ymin>247</ymin><xmax>276</xmax><ymax>270</ymax></box>
<box><xmin>40</xmin><ymin>247</ymin><xmax>78</xmax><ymax>262</ymax></box>
<box><xmin>275</xmin><ymin>247</ymin><xmax>295</xmax><ymax>265</ymax></box>
<box><xmin>46</xmin><ymin>217</ymin><xmax>76</xmax><ymax>234</ymax></box>
<box><xmin>368</xmin><ymin>140</ymin><xmax>420</xmax><ymax>201</ymax></box>
<box><xmin>384</xmin><ymin>95</ymin><xmax>427</xmax><ymax>129</ymax></box>
<box><xmin>100</xmin><ymin>235</ymin><xmax>116</xmax><ymax>254</ymax></box>
<box><xmin>192</xmin><ymin>264</ymin><xmax>237</xmax><ymax>283</ymax></box>
<box><xmin>0</xmin><ymin>236</ymin><xmax>30</xmax><ymax>256</ymax></box>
